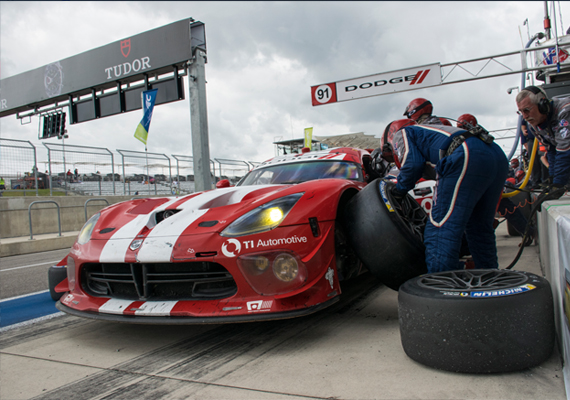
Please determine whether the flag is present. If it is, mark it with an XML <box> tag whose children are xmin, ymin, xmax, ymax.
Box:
<box><xmin>134</xmin><ymin>89</ymin><xmax>158</xmax><ymax>145</ymax></box>
<box><xmin>304</xmin><ymin>127</ymin><xmax>313</xmax><ymax>150</ymax></box>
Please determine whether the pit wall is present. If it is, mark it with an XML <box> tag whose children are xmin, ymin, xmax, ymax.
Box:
<box><xmin>537</xmin><ymin>197</ymin><xmax>570</xmax><ymax>400</ymax></box>
<box><xmin>0</xmin><ymin>195</ymin><xmax>164</xmax><ymax>239</ymax></box>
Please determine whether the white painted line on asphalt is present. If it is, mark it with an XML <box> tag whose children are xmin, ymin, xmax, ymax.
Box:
<box><xmin>0</xmin><ymin>260</ymin><xmax>61</xmax><ymax>272</ymax></box>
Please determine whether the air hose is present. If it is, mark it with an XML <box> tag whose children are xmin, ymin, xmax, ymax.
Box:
<box><xmin>504</xmin><ymin>186</ymin><xmax>567</xmax><ymax>270</ymax></box>
<box><xmin>502</xmin><ymin>138</ymin><xmax>539</xmax><ymax>198</ymax></box>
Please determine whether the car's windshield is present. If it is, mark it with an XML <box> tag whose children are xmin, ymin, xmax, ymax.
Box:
<box><xmin>238</xmin><ymin>160</ymin><xmax>363</xmax><ymax>186</ymax></box>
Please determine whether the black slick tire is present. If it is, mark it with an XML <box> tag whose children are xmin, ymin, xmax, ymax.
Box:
<box><xmin>48</xmin><ymin>265</ymin><xmax>67</xmax><ymax>301</ymax></box>
<box><xmin>398</xmin><ymin>269</ymin><xmax>555</xmax><ymax>373</ymax></box>
<box><xmin>342</xmin><ymin>178</ymin><xmax>427</xmax><ymax>290</ymax></box>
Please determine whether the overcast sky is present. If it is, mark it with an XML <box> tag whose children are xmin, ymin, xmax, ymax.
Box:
<box><xmin>1</xmin><ymin>1</ymin><xmax>569</xmax><ymax>172</ymax></box>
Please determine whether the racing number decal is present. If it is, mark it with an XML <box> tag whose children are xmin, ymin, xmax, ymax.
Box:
<box><xmin>311</xmin><ymin>83</ymin><xmax>337</xmax><ymax>106</ymax></box>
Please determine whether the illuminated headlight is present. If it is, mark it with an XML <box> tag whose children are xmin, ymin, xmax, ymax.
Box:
<box><xmin>221</xmin><ymin>193</ymin><xmax>303</xmax><ymax>237</ymax></box>
<box><xmin>67</xmin><ymin>256</ymin><xmax>76</xmax><ymax>291</ymax></box>
<box><xmin>77</xmin><ymin>212</ymin><xmax>100</xmax><ymax>245</ymax></box>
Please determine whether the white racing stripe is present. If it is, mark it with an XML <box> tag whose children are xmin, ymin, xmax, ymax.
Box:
<box><xmin>99</xmin><ymin>197</ymin><xmax>181</xmax><ymax>263</ymax></box>
<box><xmin>134</xmin><ymin>301</ymin><xmax>177</xmax><ymax>316</ymax></box>
<box><xmin>98</xmin><ymin>299</ymin><xmax>135</xmax><ymax>315</ymax></box>
<box><xmin>97</xmin><ymin>298</ymin><xmax>178</xmax><ymax>316</ymax></box>
<box><xmin>99</xmin><ymin>215</ymin><xmax>149</xmax><ymax>263</ymax></box>
<box><xmin>136</xmin><ymin>208</ymin><xmax>208</xmax><ymax>262</ymax></box>
<box><xmin>137</xmin><ymin>186</ymin><xmax>270</xmax><ymax>262</ymax></box>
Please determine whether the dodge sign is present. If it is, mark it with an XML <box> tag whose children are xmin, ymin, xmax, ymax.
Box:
<box><xmin>311</xmin><ymin>63</ymin><xmax>441</xmax><ymax>106</ymax></box>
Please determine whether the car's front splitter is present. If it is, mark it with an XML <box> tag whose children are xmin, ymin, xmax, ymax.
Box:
<box><xmin>55</xmin><ymin>296</ymin><xmax>339</xmax><ymax>325</ymax></box>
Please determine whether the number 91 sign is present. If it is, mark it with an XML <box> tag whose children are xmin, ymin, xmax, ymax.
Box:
<box><xmin>311</xmin><ymin>83</ymin><xmax>337</xmax><ymax>106</ymax></box>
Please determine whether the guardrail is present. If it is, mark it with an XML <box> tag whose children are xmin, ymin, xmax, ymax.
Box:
<box><xmin>84</xmin><ymin>198</ymin><xmax>110</xmax><ymax>222</ymax></box>
<box><xmin>28</xmin><ymin>201</ymin><xmax>61</xmax><ymax>240</ymax></box>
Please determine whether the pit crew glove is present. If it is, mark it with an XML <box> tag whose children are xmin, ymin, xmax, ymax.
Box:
<box><xmin>545</xmin><ymin>183</ymin><xmax>568</xmax><ymax>200</ymax></box>
<box><xmin>539</xmin><ymin>176</ymin><xmax>553</xmax><ymax>188</ymax></box>
<box><xmin>391</xmin><ymin>186</ymin><xmax>407</xmax><ymax>201</ymax></box>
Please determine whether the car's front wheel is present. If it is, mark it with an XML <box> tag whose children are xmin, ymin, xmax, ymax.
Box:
<box><xmin>342</xmin><ymin>179</ymin><xmax>427</xmax><ymax>290</ymax></box>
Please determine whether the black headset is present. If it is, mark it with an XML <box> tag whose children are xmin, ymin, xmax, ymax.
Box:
<box><xmin>522</xmin><ymin>85</ymin><xmax>550</xmax><ymax>115</ymax></box>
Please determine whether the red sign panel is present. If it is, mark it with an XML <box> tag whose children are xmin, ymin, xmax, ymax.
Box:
<box><xmin>311</xmin><ymin>83</ymin><xmax>337</xmax><ymax>106</ymax></box>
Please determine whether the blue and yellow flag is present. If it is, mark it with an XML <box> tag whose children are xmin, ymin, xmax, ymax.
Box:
<box><xmin>134</xmin><ymin>89</ymin><xmax>158</xmax><ymax>145</ymax></box>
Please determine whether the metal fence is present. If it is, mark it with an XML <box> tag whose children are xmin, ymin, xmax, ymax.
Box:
<box><xmin>43</xmin><ymin>142</ymin><xmax>115</xmax><ymax>196</ymax></box>
<box><xmin>117</xmin><ymin>149</ymin><xmax>173</xmax><ymax>196</ymax></box>
<box><xmin>0</xmin><ymin>140</ymin><xmax>258</xmax><ymax>197</ymax></box>
<box><xmin>213</xmin><ymin>158</ymin><xmax>254</xmax><ymax>185</ymax></box>
<box><xmin>0</xmin><ymin>138</ymin><xmax>39</xmax><ymax>196</ymax></box>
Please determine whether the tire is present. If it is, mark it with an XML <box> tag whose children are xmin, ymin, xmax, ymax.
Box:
<box><xmin>342</xmin><ymin>178</ymin><xmax>427</xmax><ymax>290</ymax></box>
<box><xmin>398</xmin><ymin>269</ymin><xmax>555</xmax><ymax>373</ymax></box>
<box><xmin>506</xmin><ymin>220</ymin><xmax>521</xmax><ymax>236</ymax></box>
<box><xmin>505</xmin><ymin>190</ymin><xmax>532</xmax><ymax>237</ymax></box>
<box><xmin>48</xmin><ymin>265</ymin><xmax>67</xmax><ymax>301</ymax></box>
<box><xmin>334</xmin><ymin>224</ymin><xmax>362</xmax><ymax>281</ymax></box>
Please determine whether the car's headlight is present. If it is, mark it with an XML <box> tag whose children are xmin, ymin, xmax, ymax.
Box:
<box><xmin>221</xmin><ymin>193</ymin><xmax>303</xmax><ymax>237</ymax></box>
<box><xmin>237</xmin><ymin>251</ymin><xmax>307</xmax><ymax>295</ymax></box>
<box><xmin>77</xmin><ymin>213</ymin><xmax>100</xmax><ymax>245</ymax></box>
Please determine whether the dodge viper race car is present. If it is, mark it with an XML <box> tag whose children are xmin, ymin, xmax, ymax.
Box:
<box><xmin>53</xmin><ymin>147</ymin><xmax>432</xmax><ymax>324</ymax></box>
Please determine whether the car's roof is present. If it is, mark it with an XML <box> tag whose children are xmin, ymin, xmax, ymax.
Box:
<box><xmin>253</xmin><ymin>147</ymin><xmax>369</xmax><ymax>171</ymax></box>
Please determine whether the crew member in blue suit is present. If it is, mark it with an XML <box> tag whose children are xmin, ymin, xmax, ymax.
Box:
<box><xmin>382</xmin><ymin>119</ymin><xmax>509</xmax><ymax>273</ymax></box>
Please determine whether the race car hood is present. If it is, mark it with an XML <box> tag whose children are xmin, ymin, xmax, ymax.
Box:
<box><xmin>87</xmin><ymin>185</ymin><xmax>302</xmax><ymax>263</ymax></box>
<box><xmin>94</xmin><ymin>185</ymin><xmax>290</xmax><ymax>239</ymax></box>
<box><xmin>81</xmin><ymin>178</ymin><xmax>357</xmax><ymax>263</ymax></box>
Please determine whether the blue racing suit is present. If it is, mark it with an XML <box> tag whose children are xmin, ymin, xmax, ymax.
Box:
<box><xmin>390</xmin><ymin>124</ymin><xmax>509</xmax><ymax>273</ymax></box>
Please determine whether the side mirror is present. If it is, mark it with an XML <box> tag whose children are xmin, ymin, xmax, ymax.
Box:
<box><xmin>216</xmin><ymin>179</ymin><xmax>231</xmax><ymax>188</ymax></box>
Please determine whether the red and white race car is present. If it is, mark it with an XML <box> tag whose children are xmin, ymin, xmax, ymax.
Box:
<box><xmin>53</xmin><ymin>148</ymin><xmax>375</xmax><ymax>323</ymax></box>
<box><xmin>52</xmin><ymin>147</ymin><xmax>432</xmax><ymax>324</ymax></box>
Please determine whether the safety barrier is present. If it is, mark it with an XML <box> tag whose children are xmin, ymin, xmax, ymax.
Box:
<box><xmin>28</xmin><ymin>201</ymin><xmax>61</xmax><ymax>240</ymax></box>
<box><xmin>84</xmin><ymin>198</ymin><xmax>110</xmax><ymax>222</ymax></box>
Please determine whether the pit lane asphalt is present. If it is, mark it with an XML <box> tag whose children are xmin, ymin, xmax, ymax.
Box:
<box><xmin>0</xmin><ymin>224</ymin><xmax>565</xmax><ymax>400</ymax></box>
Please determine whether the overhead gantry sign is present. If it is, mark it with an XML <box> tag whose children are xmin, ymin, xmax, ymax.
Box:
<box><xmin>311</xmin><ymin>63</ymin><xmax>441</xmax><ymax>106</ymax></box>
<box><xmin>0</xmin><ymin>18</ymin><xmax>206</xmax><ymax>124</ymax></box>
<box><xmin>311</xmin><ymin>37</ymin><xmax>570</xmax><ymax>107</ymax></box>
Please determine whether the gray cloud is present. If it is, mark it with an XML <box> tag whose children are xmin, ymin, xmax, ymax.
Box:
<box><xmin>1</xmin><ymin>1</ymin><xmax>567</xmax><ymax>167</ymax></box>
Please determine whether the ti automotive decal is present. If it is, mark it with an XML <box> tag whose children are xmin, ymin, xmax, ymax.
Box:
<box><xmin>222</xmin><ymin>236</ymin><xmax>308</xmax><ymax>258</ymax></box>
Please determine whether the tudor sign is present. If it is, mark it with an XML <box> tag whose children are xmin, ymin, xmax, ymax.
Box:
<box><xmin>311</xmin><ymin>63</ymin><xmax>441</xmax><ymax>106</ymax></box>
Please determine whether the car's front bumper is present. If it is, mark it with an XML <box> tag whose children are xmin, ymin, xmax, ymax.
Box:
<box><xmin>56</xmin><ymin>296</ymin><xmax>339</xmax><ymax>324</ymax></box>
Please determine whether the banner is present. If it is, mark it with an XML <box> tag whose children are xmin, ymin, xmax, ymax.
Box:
<box><xmin>134</xmin><ymin>89</ymin><xmax>158</xmax><ymax>145</ymax></box>
<box><xmin>304</xmin><ymin>127</ymin><xmax>313</xmax><ymax>150</ymax></box>
<box><xmin>311</xmin><ymin>63</ymin><xmax>441</xmax><ymax>106</ymax></box>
